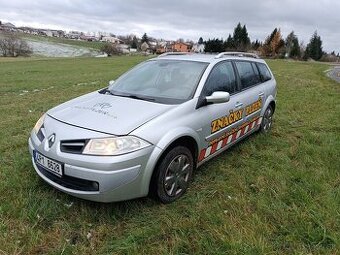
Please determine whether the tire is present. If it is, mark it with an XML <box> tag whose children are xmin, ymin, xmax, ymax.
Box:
<box><xmin>151</xmin><ymin>146</ymin><xmax>194</xmax><ymax>203</ymax></box>
<box><xmin>260</xmin><ymin>105</ymin><xmax>274</xmax><ymax>133</ymax></box>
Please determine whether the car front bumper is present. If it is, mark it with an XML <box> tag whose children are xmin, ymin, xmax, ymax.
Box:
<box><xmin>28</xmin><ymin>116</ymin><xmax>162</xmax><ymax>202</ymax></box>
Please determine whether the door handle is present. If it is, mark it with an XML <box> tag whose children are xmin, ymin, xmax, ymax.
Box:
<box><xmin>235</xmin><ymin>102</ymin><xmax>243</xmax><ymax>108</ymax></box>
<box><xmin>259</xmin><ymin>92</ymin><xmax>265</xmax><ymax>97</ymax></box>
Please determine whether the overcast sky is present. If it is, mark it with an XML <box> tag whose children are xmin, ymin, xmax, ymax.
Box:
<box><xmin>0</xmin><ymin>0</ymin><xmax>339</xmax><ymax>52</ymax></box>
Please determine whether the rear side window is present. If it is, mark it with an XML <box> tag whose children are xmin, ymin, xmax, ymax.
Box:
<box><xmin>235</xmin><ymin>61</ymin><xmax>260</xmax><ymax>89</ymax></box>
<box><xmin>251</xmin><ymin>62</ymin><xmax>261</xmax><ymax>83</ymax></box>
<box><xmin>256</xmin><ymin>63</ymin><xmax>272</xmax><ymax>81</ymax></box>
<box><xmin>202</xmin><ymin>61</ymin><xmax>236</xmax><ymax>96</ymax></box>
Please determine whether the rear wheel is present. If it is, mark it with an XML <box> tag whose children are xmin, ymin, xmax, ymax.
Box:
<box><xmin>152</xmin><ymin>146</ymin><xmax>194</xmax><ymax>203</ymax></box>
<box><xmin>261</xmin><ymin>105</ymin><xmax>274</xmax><ymax>133</ymax></box>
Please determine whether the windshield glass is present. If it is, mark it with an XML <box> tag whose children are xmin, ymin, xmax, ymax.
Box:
<box><xmin>108</xmin><ymin>60</ymin><xmax>208</xmax><ymax>104</ymax></box>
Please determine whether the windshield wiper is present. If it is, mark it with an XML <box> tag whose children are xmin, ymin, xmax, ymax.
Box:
<box><xmin>118</xmin><ymin>94</ymin><xmax>156</xmax><ymax>102</ymax></box>
<box><xmin>102</xmin><ymin>89</ymin><xmax>155</xmax><ymax>102</ymax></box>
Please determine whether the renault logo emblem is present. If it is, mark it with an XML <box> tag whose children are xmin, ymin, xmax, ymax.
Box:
<box><xmin>48</xmin><ymin>134</ymin><xmax>56</xmax><ymax>148</ymax></box>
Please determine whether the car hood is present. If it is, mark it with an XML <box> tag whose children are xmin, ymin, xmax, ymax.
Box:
<box><xmin>48</xmin><ymin>91</ymin><xmax>175</xmax><ymax>135</ymax></box>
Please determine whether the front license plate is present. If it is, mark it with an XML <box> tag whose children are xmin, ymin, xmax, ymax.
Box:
<box><xmin>34</xmin><ymin>151</ymin><xmax>63</xmax><ymax>177</ymax></box>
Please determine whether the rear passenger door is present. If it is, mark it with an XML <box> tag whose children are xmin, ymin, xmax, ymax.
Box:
<box><xmin>234</xmin><ymin>61</ymin><xmax>265</xmax><ymax>124</ymax></box>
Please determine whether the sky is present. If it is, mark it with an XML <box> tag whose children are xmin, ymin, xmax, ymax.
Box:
<box><xmin>0</xmin><ymin>0</ymin><xmax>339</xmax><ymax>52</ymax></box>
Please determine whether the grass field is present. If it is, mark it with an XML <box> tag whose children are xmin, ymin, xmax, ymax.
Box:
<box><xmin>0</xmin><ymin>56</ymin><xmax>339</xmax><ymax>254</ymax></box>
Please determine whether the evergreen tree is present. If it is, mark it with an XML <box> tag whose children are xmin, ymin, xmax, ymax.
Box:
<box><xmin>251</xmin><ymin>40</ymin><xmax>261</xmax><ymax>50</ymax></box>
<box><xmin>285</xmin><ymin>31</ymin><xmax>301</xmax><ymax>58</ymax></box>
<box><xmin>198</xmin><ymin>37</ymin><xmax>204</xmax><ymax>45</ymax></box>
<box><xmin>204</xmin><ymin>38</ymin><xmax>224</xmax><ymax>53</ymax></box>
<box><xmin>304</xmin><ymin>31</ymin><xmax>323</xmax><ymax>60</ymax></box>
<box><xmin>233</xmin><ymin>22</ymin><xmax>243</xmax><ymax>48</ymax></box>
<box><xmin>241</xmin><ymin>25</ymin><xmax>251</xmax><ymax>48</ymax></box>
<box><xmin>225</xmin><ymin>34</ymin><xmax>234</xmax><ymax>50</ymax></box>
<box><xmin>141</xmin><ymin>33</ymin><xmax>149</xmax><ymax>44</ymax></box>
<box><xmin>290</xmin><ymin>37</ymin><xmax>301</xmax><ymax>59</ymax></box>
<box><xmin>231</xmin><ymin>23</ymin><xmax>250</xmax><ymax>51</ymax></box>
<box><xmin>131</xmin><ymin>36</ymin><xmax>138</xmax><ymax>49</ymax></box>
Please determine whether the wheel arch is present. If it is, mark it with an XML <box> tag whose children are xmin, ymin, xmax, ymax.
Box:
<box><xmin>147</xmin><ymin>132</ymin><xmax>200</xmax><ymax>196</ymax></box>
<box><xmin>269</xmin><ymin>100</ymin><xmax>276</xmax><ymax>113</ymax></box>
<box><xmin>261</xmin><ymin>95</ymin><xmax>276</xmax><ymax>116</ymax></box>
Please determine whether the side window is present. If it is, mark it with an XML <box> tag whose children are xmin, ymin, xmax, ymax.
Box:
<box><xmin>202</xmin><ymin>61</ymin><xmax>236</xmax><ymax>96</ymax></box>
<box><xmin>235</xmin><ymin>61</ymin><xmax>260</xmax><ymax>89</ymax></box>
<box><xmin>256</xmin><ymin>63</ymin><xmax>272</xmax><ymax>82</ymax></box>
<box><xmin>251</xmin><ymin>62</ymin><xmax>261</xmax><ymax>84</ymax></box>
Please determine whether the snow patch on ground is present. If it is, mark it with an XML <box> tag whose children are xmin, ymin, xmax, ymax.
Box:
<box><xmin>327</xmin><ymin>65</ymin><xmax>340</xmax><ymax>83</ymax></box>
<box><xmin>26</xmin><ymin>40</ymin><xmax>99</xmax><ymax>57</ymax></box>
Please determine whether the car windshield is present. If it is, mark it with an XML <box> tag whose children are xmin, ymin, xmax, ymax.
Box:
<box><xmin>108</xmin><ymin>59</ymin><xmax>208</xmax><ymax>104</ymax></box>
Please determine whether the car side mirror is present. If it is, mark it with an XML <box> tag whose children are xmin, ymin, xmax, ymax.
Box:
<box><xmin>205</xmin><ymin>91</ymin><xmax>230</xmax><ymax>104</ymax></box>
<box><xmin>108</xmin><ymin>80</ymin><xmax>115</xmax><ymax>86</ymax></box>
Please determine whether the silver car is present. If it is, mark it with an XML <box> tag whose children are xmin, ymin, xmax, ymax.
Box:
<box><xmin>29</xmin><ymin>52</ymin><xmax>277</xmax><ymax>203</ymax></box>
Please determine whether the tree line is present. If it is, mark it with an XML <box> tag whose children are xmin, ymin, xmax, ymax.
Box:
<box><xmin>203</xmin><ymin>22</ymin><xmax>333</xmax><ymax>61</ymax></box>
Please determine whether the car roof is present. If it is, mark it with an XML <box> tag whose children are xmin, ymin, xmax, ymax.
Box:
<box><xmin>155</xmin><ymin>52</ymin><xmax>267</xmax><ymax>65</ymax></box>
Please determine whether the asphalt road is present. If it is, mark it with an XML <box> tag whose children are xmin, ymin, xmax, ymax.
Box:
<box><xmin>327</xmin><ymin>65</ymin><xmax>340</xmax><ymax>83</ymax></box>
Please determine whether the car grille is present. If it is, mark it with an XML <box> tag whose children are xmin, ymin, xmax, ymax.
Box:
<box><xmin>60</xmin><ymin>140</ymin><xmax>87</xmax><ymax>154</ymax></box>
<box><xmin>36</xmin><ymin>164</ymin><xmax>99</xmax><ymax>191</ymax></box>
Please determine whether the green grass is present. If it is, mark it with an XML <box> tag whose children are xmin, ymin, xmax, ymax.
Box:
<box><xmin>0</xmin><ymin>56</ymin><xmax>339</xmax><ymax>254</ymax></box>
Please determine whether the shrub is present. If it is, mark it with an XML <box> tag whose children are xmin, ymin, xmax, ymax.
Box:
<box><xmin>0</xmin><ymin>33</ymin><xmax>32</xmax><ymax>57</ymax></box>
<box><xmin>100</xmin><ymin>43</ymin><xmax>122</xmax><ymax>56</ymax></box>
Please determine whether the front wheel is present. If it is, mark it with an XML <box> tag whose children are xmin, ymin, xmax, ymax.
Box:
<box><xmin>260</xmin><ymin>105</ymin><xmax>274</xmax><ymax>133</ymax></box>
<box><xmin>152</xmin><ymin>146</ymin><xmax>194</xmax><ymax>203</ymax></box>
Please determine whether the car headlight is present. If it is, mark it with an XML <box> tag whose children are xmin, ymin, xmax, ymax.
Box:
<box><xmin>83</xmin><ymin>136</ymin><xmax>151</xmax><ymax>156</ymax></box>
<box><xmin>33</xmin><ymin>113</ymin><xmax>46</xmax><ymax>134</ymax></box>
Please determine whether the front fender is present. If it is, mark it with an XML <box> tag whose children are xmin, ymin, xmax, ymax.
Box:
<box><xmin>154</xmin><ymin>126</ymin><xmax>201</xmax><ymax>151</ymax></box>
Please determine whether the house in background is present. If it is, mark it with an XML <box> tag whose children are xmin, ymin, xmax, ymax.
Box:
<box><xmin>2</xmin><ymin>22</ymin><xmax>15</xmax><ymax>28</ymax></box>
<box><xmin>66</xmin><ymin>31</ymin><xmax>83</xmax><ymax>40</ymax></box>
<box><xmin>156</xmin><ymin>41</ymin><xmax>192</xmax><ymax>54</ymax></box>
<box><xmin>172</xmin><ymin>42</ymin><xmax>190</xmax><ymax>52</ymax></box>
<box><xmin>156</xmin><ymin>41</ymin><xmax>168</xmax><ymax>54</ymax></box>
<box><xmin>0</xmin><ymin>22</ymin><xmax>16</xmax><ymax>32</ymax></box>
<box><xmin>101</xmin><ymin>36</ymin><xmax>124</xmax><ymax>44</ymax></box>
<box><xmin>42</xmin><ymin>30</ymin><xmax>53</xmax><ymax>37</ymax></box>
<box><xmin>80</xmin><ymin>34</ymin><xmax>98</xmax><ymax>41</ymax></box>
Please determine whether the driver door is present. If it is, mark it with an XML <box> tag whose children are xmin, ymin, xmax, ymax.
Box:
<box><xmin>196</xmin><ymin>61</ymin><xmax>245</xmax><ymax>163</ymax></box>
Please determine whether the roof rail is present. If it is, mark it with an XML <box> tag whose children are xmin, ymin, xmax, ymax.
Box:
<box><xmin>215</xmin><ymin>52</ymin><xmax>259</xmax><ymax>59</ymax></box>
<box><xmin>158</xmin><ymin>52</ymin><xmax>191</xmax><ymax>57</ymax></box>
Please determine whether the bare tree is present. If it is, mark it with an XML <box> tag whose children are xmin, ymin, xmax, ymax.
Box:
<box><xmin>0</xmin><ymin>33</ymin><xmax>32</xmax><ymax>57</ymax></box>
<box><xmin>100</xmin><ymin>43</ymin><xmax>122</xmax><ymax>56</ymax></box>
<box><xmin>141</xmin><ymin>42</ymin><xmax>149</xmax><ymax>53</ymax></box>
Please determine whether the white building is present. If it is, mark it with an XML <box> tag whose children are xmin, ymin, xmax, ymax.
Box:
<box><xmin>101</xmin><ymin>36</ymin><xmax>123</xmax><ymax>44</ymax></box>
<box><xmin>192</xmin><ymin>43</ymin><xmax>205</xmax><ymax>53</ymax></box>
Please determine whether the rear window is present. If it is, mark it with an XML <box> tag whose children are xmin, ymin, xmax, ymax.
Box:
<box><xmin>235</xmin><ymin>61</ymin><xmax>261</xmax><ymax>89</ymax></box>
<box><xmin>256</xmin><ymin>63</ymin><xmax>272</xmax><ymax>82</ymax></box>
